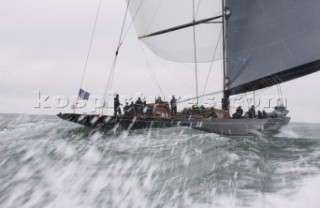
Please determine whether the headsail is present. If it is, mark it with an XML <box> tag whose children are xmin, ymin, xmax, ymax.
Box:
<box><xmin>127</xmin><ymin>0</ymin><xmax>223</xmax><ymax>63</ymax></box>
<box><xmin>226</xmin><ymin>0</ymin><xmax>320</xmax><ymax>95</ymax></box>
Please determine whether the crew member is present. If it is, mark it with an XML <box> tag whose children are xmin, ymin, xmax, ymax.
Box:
<box><xmin>123</xmin><ymin>102</ymin><xmax>129</xmax><ymax>116</ymax></box>
<box><xmin>170</xmin><ymin>95</ymin><xmax>177</xmax><ymax>116</ymax></box>
<box><xmin>114</xmin><ymin>94</ymin><xmax>122</xmax><ymax>116</ymax></box>
<box><xmin>233</xmin><ymin>106</ymin><xmax>243</xmax><ymax>118</ymax></box>
<box><xmin>249</xmin><ymin>105</ymin><xmax>256</xmax><ymax>118</ymax></box>
<box><xmin>128</xmin><ymin>101</ymin><xmax>135</xmax><ymax>116</ymax></box>
<box><xmin>135</xmin><ymin>97</ymin><xmax>143</xmax><ymax>106</ymax></box>
<box><xmin>262</xmin><ymin>110</ymin><xmax>268</xmax><ymax>118</ymax></box>
<box><xmin>155</xmin><ymin>96</ymin><xmax>162</xmax><ymax>104</ymax></box>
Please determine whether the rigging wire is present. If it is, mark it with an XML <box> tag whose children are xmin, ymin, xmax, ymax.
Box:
<box><xmin>119</xmin><ymin>0</ymin><xmax>146</xmax><ymax>47</ymax></box>
<box><xmin>143</xmin><ymin>0</ymin><xmax>164</xmax><ymax>35</ymax></box>
<box><xmin>195</xmin><ymin>0</ymin><xmax>203</xmax><ymax>19</ymax></box>
<box><xmin>74</xmin><ymin>0</ymin><xmax>102</xmax><ymax>111</ymax></box>
<box><xmin>100</xmin><ymin>0</ymin><xmax>146</xmax><ymax>114</ymax></box>
<box><xmin>277</xmin><ymin>84</ymin><xmax>283</xmax><ymax>98</ymax></box>
<box><xmin>276</xmin><ymin>84</ymin><xmax>284</xmax><ymax>106</ymax></box>
<box><xmin>108</xmin><ymin>0</ymin><xmax>147</xmax><ymax>90</ymax></box>
<box><xmin>139</xmin><ymin>42</ymin><xmax>164</xmax><ymax>95</ymax></box>
<box><xmin>178</xmin><ymin>89</ymin><xmax>224</xmax><ymax>104</ymax></box>
<box><xmin>100</xmin><ymin>0</ymin><xmax>132</xmax><ymax>114</ymax></box>
<box><xmin>152</xmin><ymin>54</ymin><xmax>195</xmax><ymax>91</ymax></box>
<box><xmin>79</xmin><ymin>0</ymin><xmax>102</xmax><ymax>88</ymax></box>
<box><xmin>228</xmin><ymin>87</ymin><xmax>269</xmax><ymax>110</ymax></box>
<box><xmin>202</xmin><ymin>28</ymin><xmax>222</xmax><ymax>96</ymax></box>
<box><xmin>244</xmin><ymin>93</ymin><xmax>250</xmax><ymax>107</ymax></box>
<box><xmin>179</xmin><ymin>85</ymin><xmax>272</xmax><ymax>108</ymax></box>
<box><xmin>135</xmin><ymin>43</ymin><xmax>218</xmax><ymax>81</ymax></box>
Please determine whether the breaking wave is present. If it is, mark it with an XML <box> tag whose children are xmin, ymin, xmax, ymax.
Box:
<box><xmin>0</xmin><ymin>114</ymin><xmax>319</xmax><ymax>208</ymax></box>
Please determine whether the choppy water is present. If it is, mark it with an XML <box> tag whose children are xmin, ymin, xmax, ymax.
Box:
<box><xmin>0</xmin><ymin>114</ymin><xmax>320</xmax><ymax>208</ymax></box>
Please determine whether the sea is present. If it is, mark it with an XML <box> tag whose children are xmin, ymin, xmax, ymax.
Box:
<box><xmin>0</xmin><ymin>113</ymin><xmax>319</xmax><ymax>208</ymax></box>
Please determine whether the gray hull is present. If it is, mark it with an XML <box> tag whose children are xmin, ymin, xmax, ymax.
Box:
<box><xmin>57</xmin><ymin>113</ymin><xmax>290</xmax><ymax>137</ymax></box>
<box><xmin>191</xmin><ymin>117</ymin><xmax>290</xmax><ymax>136</ymax></box>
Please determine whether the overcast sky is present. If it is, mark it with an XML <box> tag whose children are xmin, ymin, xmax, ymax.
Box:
<box><xmin>0</xmin><ymin>0</ymin><xmax>319</xmax><ymax>123</ymax></box>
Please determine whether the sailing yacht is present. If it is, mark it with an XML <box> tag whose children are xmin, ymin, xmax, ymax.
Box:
<box><xmin>58</xmin><ymin>0</ymin><xmax>320</xmax><ymax>136</ymax></box>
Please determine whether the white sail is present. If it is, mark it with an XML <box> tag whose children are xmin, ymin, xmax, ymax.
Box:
<box><xmin>127</xmin><ymin>0</ymin><xmax>223</xmax><ymax>63</ymax></box>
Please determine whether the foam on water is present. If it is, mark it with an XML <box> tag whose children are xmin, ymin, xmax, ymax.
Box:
<box><xmin>0</xmin><ymin>114</ymin><xmax>320</xmax><ymax>208</ymax></box>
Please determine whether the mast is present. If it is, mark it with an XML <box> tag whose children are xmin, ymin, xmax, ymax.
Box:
<box><xmin>192</xmin><ymin>0</ymin><xmax>199</xmax><ymax>105</ymax></box>
<box><xmin>128</xmin><ymin>0</ymin><xmax>320</xmax><ymax>103</ymax></box>
<box><xmin>221</xmin><ymin>0</ymin><xmax>229</xmax><ymax>111</ymax></box>
<box><xmin>129</xmin><ymin>0</ymin><xmax>234</xmax><ymax>107</ymax></box>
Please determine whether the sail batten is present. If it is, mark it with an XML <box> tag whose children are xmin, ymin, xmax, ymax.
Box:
<box><xmin>226</xmin><ymin>0</ymin><xmax>320</xmax><ymax>95</ymax></box>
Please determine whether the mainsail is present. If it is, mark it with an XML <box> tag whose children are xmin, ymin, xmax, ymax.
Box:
<box><xmin>128</xmin><ymin>0</ymin><xmax>320</xmax><ymax>96</ymax></box>
<box><xmin>127</xmin><ymin>0</ymin><xmax>223</xmax><ymax>63</ymax></box>
<box><xmin>226</xmin><ymin>0</ymin><xmax>320</xmax><ymax>95</ymax></box>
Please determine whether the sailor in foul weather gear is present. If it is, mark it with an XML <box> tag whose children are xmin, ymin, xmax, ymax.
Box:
<box><xmin>123</xmin><ymin>102</ymin><xmax>130</xmax><ymax>116</ymax></box>
<box><xmin>262</xmin><ymin>110</ymin><xmax>268</xmax><ymax>118</ymax></box>
<box><xmin>170</xmin><ymin>95</ymin><xmax>177</xmax><ymax>116</ymax></box>
<box><xmin>249</xmin><ymin>105</ymin><xmax>256</xmax><ymax>118</ymax></box>
<box><xmin>233</xmin><ymin>106</ymin><xmax>243</xmax><ymax>118</ymax></box>
<box><xmin>155</xmin><ymin>96</ymin><xmax>163</xmax><ymax>104</ymax></box>
<box><xmin>135</xmin><ymin>97</ymin><xmax>143</xmax><ymax>106</ymax></box>
<box><xmin>114</xmin><ymin>94</ymin><xmax>122</xmax><ymax>116</ymax></box>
